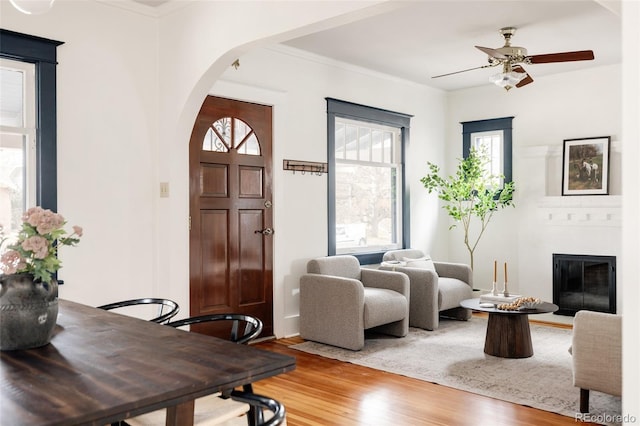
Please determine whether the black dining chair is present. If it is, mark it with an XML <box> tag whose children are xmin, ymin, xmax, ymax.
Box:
<box><xmin>167</xmin><ymin>314</ymin><xmax>282</xmax><ymax>425</ymax></box>
<box><xmin>97</xmin><ymin>298</ymin><xmax>179</xmax><ymax>324</ymax></box>
<box><xmin>228</xmin><ymin>389</ymin><xmax>286</xmax><ymax>426</ymax></box>
<box><xmin>166</xmin><ymin>315</ymin><xmax>263</xmax><ymax>387</ymax></box>
<box><xmin>122</xmin><ymin>314</ymin><xmax>286</xmax><ymax>426</ymax></box>
<box><xmin>166</xmin><ymin>313</ymin><xmax>263</xmax><ymax>344</ymax></box>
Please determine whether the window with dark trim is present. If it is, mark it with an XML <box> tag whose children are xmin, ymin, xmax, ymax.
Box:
<box><xmin>0</xmin><ymin>29</ymin><xmax>63</xmax><ymax>212</ymax></box>
<box><xmin>461</xmin><ymin>117</ymin><xmax>513</xmax><ymax>188</ymax></box>
<box><xmin>327</xmin><ymin>98</ymin><xmax>411</xmax><ymax>265</ymax></box>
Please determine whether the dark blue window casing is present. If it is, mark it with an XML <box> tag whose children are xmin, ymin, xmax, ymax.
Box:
<box><xmin>1</xmin><ymin>29</ymin><xmax>64</xmax><ymax>212</ymax></box>
<box><xmin>461</xmin><ymin>116</ymin><xmax>514</xmax><ymax>187</ymax></box>
<box><xmin>327</xmin><ymin>98</ymin><xmax>411</xmax><ymax>265</ymax></box>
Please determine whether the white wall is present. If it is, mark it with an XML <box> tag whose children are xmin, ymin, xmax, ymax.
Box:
<box><xmin>0</xmin><ymin>0</ymin><xmax>394</xmax><ymax>314</ymax></box>
<box><xmin>153</xmin><ymin>0</ymin><xmax>408</xmax><ymax>323</ymax></box>
<box><xmin>621</xmin><ymin>0</ymin><xmax>640</xmax><ymax>420</ymax></box>
<box><xmin>1</xmin><ymin>0</ymin><xmax>160</xmax><ymax>304</ymax></box>
<box><xmin>446</xmin><ymin>65</ymin><xmax>622</xmax><ymax>307</ymax></box>
<box><xmin>0</xmin><ymin>0</ymin><xmax>625</xmax><ymax>326</ymax></box>
<box><xmin>1</xmin><ymin>0</ymin><xmax>638</xmax><ymax>417</ymax></box>
<box><xmin>210</xmin><ymin>45</ymin><xmax>447</xmax><ymax>335</ymax></box>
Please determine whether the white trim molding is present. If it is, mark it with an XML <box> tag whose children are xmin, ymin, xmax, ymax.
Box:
<box><xmin>537</xmin><ymin>195</ymin><xmax>622</xmax><ymax>227</ymax></box>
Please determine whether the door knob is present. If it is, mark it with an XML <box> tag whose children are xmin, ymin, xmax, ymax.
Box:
<box><xmin>255</xmin><ymin>228</ymin><xmax>274</xmax><ymax>236</ymax></box>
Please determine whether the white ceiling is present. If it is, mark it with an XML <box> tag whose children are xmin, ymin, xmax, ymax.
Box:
<box><xmin>283</xmin><ymin>1</ymin><xmax>622</xmax><ymax>92</ymax></box>
<box><xmin>132</xmin><ymin>0</ymin><xmax>622</xmax><ymax>92</ymax></box>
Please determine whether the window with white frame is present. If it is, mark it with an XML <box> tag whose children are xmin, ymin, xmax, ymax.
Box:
<box><xmin>0</xmin><ymin>58</ymin><xmax>37</xmax><ymax>236</ymax></box>
<box><xmin>462</xmin><ymin>117</ymin><xmax>513</xmax><ymax>191</ymax></box>
<box><xmin>470</xmin><ymin>129</ymin><xmax>504</xmax><ymax>189</ymax></box>
<box><xmin>327</xmin><ymin>98</ymin><xmax>411</xmax><ymax>265</ymax></box>
<box><xmin>0</xmin><ymin>29</ymin><xmax>63</xmax><ymax>236</ymax></box>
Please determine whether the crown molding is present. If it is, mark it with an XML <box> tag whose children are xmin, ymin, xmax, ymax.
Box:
<box><xmin>94</xmin><ymin>0</ymin><xmax>191</xmax><ymax>18</ymax></box>
<box><xmin>264</xmin><ymin>44</ymin><xmax>438</xmax><ymax>91</ymax></box>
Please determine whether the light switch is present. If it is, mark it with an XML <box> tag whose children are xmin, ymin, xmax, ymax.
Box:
<box><xmin>160</xmin><ymin>182</ymin><xmax>170</xmax><ymax>198</ymax></box>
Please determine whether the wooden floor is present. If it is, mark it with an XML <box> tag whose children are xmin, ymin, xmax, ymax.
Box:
<box><xmin>251</xmin><ymin>318</ymin><xmax>599</xmax><ymax>426</ymax></box>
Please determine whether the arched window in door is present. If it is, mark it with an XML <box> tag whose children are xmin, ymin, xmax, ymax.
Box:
<box><xmin>202</xmin><ymin>117</ymin><xmax>260</xmax><ymax>155</ymax></box>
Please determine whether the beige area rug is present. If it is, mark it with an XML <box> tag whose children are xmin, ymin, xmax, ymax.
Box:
<box><xmin>292</xmin><ymin>317</ymin><xmax>622</xmax><ymax>425</ymax></box>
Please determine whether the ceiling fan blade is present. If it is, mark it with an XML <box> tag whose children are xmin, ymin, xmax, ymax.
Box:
<box><xmin>512</xmin><ymin>65</ymin><xmax>533</xmax><ymax>88</ymax></box>
<box><xmin>432</xmin><ymin>63</ymin><xmax>496</xmax><ymax>79</ymax></box>
<box><xmin>475</xmin><ymin>45</ymin><xmax>507</xmax><ymax>59</ymax></box>
<box><xmin>528</xmin><ymin>50</ymin><xmax>594</xmax><ymax>64</ymax></box>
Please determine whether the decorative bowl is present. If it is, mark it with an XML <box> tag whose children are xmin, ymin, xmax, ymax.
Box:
<box><xmin>520</xmin><ymin>299</ymin><xmax>542</xmax><ymax>309</ymax></box>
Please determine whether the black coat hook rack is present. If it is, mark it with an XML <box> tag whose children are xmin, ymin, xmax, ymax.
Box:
<box><xmin>283</xmin><ymin>159</ymin><xmax>328</xmax><ymax>175</ymax></box>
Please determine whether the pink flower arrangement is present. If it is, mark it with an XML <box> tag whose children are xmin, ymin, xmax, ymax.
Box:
<box><xmin>0</xmin><ymin>207</ymin><xmax>82</xmax><ymax>284</ymax></box>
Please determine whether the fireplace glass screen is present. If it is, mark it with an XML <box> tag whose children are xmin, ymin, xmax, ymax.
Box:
<box><xmin>553</xmin><ymin>254</ymin><xmax>616</xmax><ymax>316</ymax></box>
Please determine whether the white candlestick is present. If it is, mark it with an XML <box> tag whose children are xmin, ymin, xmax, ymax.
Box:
<box><xmin>502</xmin><ymin>261</ymin><xmax>509</xmax><ymax>297</ymax></box>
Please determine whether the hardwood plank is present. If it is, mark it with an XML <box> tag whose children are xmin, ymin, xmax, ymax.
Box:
<box><xmin>253</xmin><ymin>331</ymin><xmax>598</xmax><ymax>426</ymax></box>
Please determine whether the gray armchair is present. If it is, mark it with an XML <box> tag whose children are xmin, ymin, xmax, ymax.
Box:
<box><xmin>299</xmin><ymin>255</ymin><xmax>409</xmax><ymax>351</ymax></box>
<box><xmin>571</xmin><ymin>310</ymin><xmax>622</xmax><ymax>413</ymax></box>
<box><xmin>381</xmin><ymin>249</ymin><xmax>472</xmax><ymax>330</ymax></box>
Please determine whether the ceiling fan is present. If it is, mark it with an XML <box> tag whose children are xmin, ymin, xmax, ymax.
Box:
<box><xmin>433</xmin><ymin>27</ymin><xmax>594</xmax><ymax>90</ymax></box>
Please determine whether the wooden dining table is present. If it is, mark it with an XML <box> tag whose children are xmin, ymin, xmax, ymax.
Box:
<box><xmin>0</xmin><ymin>299</ymin><xmax>296</xmax><ymax>426</ymax></box>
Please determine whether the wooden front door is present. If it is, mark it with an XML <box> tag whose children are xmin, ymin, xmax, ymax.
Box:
<box><xmin>189</xmin><ymin>96</ymin><xmax>273</xmax><ymax>337</ymax></box>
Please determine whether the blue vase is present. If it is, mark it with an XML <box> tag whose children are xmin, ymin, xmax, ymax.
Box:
<box><xmin>0</xmin><ymin>273</ymin><xmax>58</xmax><ymax>351</ymax></box>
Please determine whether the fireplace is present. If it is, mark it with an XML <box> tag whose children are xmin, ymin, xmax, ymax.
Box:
<box><xmin>552</xmin><ymin>254</ymin><xmax>616</xmax><ymax>316</ymax></box>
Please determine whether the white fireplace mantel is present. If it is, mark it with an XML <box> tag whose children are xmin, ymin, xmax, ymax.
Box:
<box><xmin>536</xmin><ymin>195</ymin><xmax>622</xmax><ymax>227</ymax></box>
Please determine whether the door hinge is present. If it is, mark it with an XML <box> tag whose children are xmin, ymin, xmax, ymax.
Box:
<box><xmin>189</xmin><ymin>216</ymin><xmax>191</xmax><ymax>231</ymax></box>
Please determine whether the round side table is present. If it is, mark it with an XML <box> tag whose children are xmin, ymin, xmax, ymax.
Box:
<box><xmin>460</xmin><ymin>298</ymin><xmax>559</xmax><ymax>358</ymax></box>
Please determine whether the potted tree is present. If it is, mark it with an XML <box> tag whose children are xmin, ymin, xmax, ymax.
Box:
<box><xmin>420</xmin><ymin>147</ymin><xmax>515</xmax><ymax>272</ymax></box>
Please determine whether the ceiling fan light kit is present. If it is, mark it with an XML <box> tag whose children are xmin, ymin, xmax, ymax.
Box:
<box><xmin>489</xmin><ymin>60</ymin><xmax>528</xmax><ymax>90</ymax></box>
<box><xmin>489</xmin><ymin>70</ymin><xmax>527</xmax><ymax>90</ymax></box>
<box><xmin>432</xmin><ymin>26</ymin><xmax>594</xmax><ymax>91</ymax></box>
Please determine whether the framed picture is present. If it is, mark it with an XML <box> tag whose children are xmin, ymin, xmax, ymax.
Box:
<box><xmin>562</xmin><ymin>136</ymin><xmax>610</xmax><ymax>196</ymax></box>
